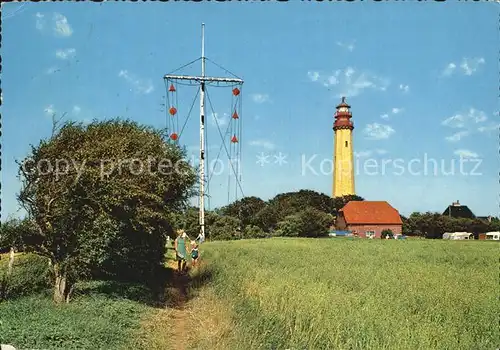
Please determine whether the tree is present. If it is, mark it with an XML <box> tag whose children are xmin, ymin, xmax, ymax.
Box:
<box><xmin>208</xmin><ymin>214</ymin><xmax>240</xmax><ymax>241</ymax></box>
<box><xmin>17</xmin><ymin>119</ymin><xmax>196</xmax><ymax>303</ymax></box>
<box><xmin>269</xmin><ymin>190</ymin><xmax>336</xmax><ymax>218</ymax></box>
<box><xmin>218</xmin><ymin>196</ymin><xmax>266</xmax><ymax>227</ymax></box>
<box><xmin>0</xmin><ymin>217</ymin><xmax>41</xmax><ymax>254</ymax></box>
<box><xmin>253</xmin><ymin>205</ymin><xmax>279</xmax><ymax>232</ymax></box>
<box><xmin>332</xmin><ymin>195</ymin><xmax>365</xmax><ymax>213</ymax></box>
<box><xmin>275</xmin><ymin>208</ymin><xmax>333</xmax><ymax>238</ymax></box>
<box><xmin>168</xmin><ymin>206</ymin><xmax>202</xmax><ymax>239</ymax></box>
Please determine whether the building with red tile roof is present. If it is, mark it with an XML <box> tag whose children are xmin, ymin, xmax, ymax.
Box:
<box><xmin>336</xmin><ymin>201</ymin><xmax>403</xmax><ymax>238</ymax></box>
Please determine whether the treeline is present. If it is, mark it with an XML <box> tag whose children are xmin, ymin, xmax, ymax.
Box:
<box><xmin>402</xmin><ymin>212</ymin><xmax>499</xmax><ymax>239</ymax></box>
<box><xmin>169</xmin><ymin>192</ymin><xmax>363</xmax><ymax>240</ymax></box>
<box><xmin>172</xmin><ymin>191</ymin><xmax>499</xmax><ymax>240</ymax></box>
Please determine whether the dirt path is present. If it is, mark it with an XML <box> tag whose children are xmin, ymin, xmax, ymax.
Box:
<box><xmin>132</xmin><ymin>257</ymin><xmax>233</xmax><ymax>350</ymax></box>
<box><xmin>164</xmin><ymin>264</ymin><xmax>190</xmax><ymax>350</ymax></box>
<box><xmin>132</xmin><ymin>259</ymin><xmax>204</xmax><ymax>350</ymax></box>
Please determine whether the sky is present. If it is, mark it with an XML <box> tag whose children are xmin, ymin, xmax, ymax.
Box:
<box><xmin>1</xmin><ymin>2</ymin><xmax>499</xmax><ymax>220</ymax></box>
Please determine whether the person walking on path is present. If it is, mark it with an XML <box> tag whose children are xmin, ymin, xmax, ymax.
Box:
<box><xmin>174</xmin><ymin>229</ymin><xmax>188</xmax><ymax>273</ymax></box>
<box><xmin>195</xmin><ymin>232</ymin><xmax>204</xmax><ymax>244</ymax></box>
<box><xmin>190</xmin><ymin>240</ymin><xmax>200</xmax><ymax>268</ymax></box>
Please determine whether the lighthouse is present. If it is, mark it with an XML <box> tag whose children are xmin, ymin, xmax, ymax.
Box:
<box><xmin>332</xmin><ymin>97</ymin><xmax>355</xmax><ymax>197</ymax></box>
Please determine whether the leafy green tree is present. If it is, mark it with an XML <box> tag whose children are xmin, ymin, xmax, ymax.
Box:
<box><xmin>296</xmin><ymin>208</ymin><xmax>333</xmax><ymax>237</ymax></box>
<box><xmin>17</xmin><ymin>119</ymin><xmax>196</xmax><ymax>303</ymax></box>
<box><xmin>0</xmin><ymin>217</ymin><xmax>41</xmax><ymax>253</ymax></box>
<box><xmin>332</xmin><ymin>195</ymin><xmax>365</xmax><ymax>213</ymax></box>
<box><xmin>275</xmin><ymin>214</ymin><xmax>302</xmax><ymax>237</ymax></box>
<box><xmin>275</xmin><ymin>208</ymin><xmax>333</xmax><ymax>238</ymax></box>
<box><xmin>405</xmin><ymin>212</ymin><xmax>496</xmax><ymax>239</ymax></box>
<box><xmin>168</xmin><ymin>207</ymin><xmax>201</xmax><ymax>239</ymax></box>
<box><xmin>253</xmin><ymin>205</ymin><xmax>279</xmax><ymax>232</ymax></box>
<box><xmin>487</xmin><ymin>218</ymin><xmax>500</xmax><ymax>231</ymax></box>
<box><xmin>208</xmin><ymin>215</ymin><xmax>240</xmax><ymax>241</ymax></box>
<box><xmin>270</xmin><ymin>190</ymin><xmax>336</xmax><ymax>218</ymax></box>
<box><xmin>218</xmin><ymin>196</ymin><xmax>266</xmax><ymax>227</ymax></box>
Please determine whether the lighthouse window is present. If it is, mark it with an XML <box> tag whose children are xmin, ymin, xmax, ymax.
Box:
<box><xmin>345</xmin><ymin>141</ymin><xmax>348</xmax><ymax>147</ymax></box>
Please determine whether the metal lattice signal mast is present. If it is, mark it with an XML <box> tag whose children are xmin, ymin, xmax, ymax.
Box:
<box><xmin>163</xmin><ymin>23</ymin><xmax>243</xmax><ymax>240</ymax></box>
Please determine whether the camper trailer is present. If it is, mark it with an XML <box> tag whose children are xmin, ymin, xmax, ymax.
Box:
<box><xmin>485</xmin><ymin>232</ymin><xmax>500</xmax><ymax>241</ymax></box>
<box><xmin>442</xmin><ymin>232</ymin><xmax>474</xmax><ymax>240</ymax></box>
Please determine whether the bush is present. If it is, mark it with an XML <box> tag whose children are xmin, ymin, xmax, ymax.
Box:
<box><xmin>243</xmin><ymin>225</ymin><xmax>266</xmax><ymax>239</ymax></box>
<box><xmin>381</xmin><ymin>229</ymin><xmax>394</xmax><ymax>239</ymax></box>
<box><xmin>0</xmin><ymin>253</ymin><xmax>52</xmax><ymax>301</ymax></box>
<box><xmin>275</xmin><ymin>215</ymin><xmax>302</xmax><ymax>237</ymax></box>
<box><xmin>274</xmin><ymin>209</ymin><xmax>333</xmax><ymax>238</ymax></box>
<box><xmin>208</xmin><ymin>215</ymin><xmax>240</xmax><ymax>241</ymax></box>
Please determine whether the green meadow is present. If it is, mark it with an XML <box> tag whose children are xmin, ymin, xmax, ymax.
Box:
<box><xmin>187</xmin><ymin>238</ymin><xmax>499</xmax><ymax>350</ymax></box>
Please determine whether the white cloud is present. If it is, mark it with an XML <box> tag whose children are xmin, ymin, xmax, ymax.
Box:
<box><xmin>445</xmin><ymin>131</ymin><xmax>469</xmax><ymax>142</ymax></box>
<box><xmin>118</xmin><ymin>70</ymin><xmax>154</xmax><ymax>94</ymax></box>
<box><xmin>307</xmin><ymin>71</ymin><xmax>319</xmax><ymax>82</ymax></box>
<box><xmin>251</xmin><ymin>94</ymin><xmax>270</xmax><ymax>104</ymax></box>
<box><xmin>478</xmin><ymin>123</ymin><xmax>500</xmax><ymax>133</ymax></box>
<box><xmin>442</xmin><ymin>63</ymin><xmax>456</xmax><ymax>76</ymax></box>
<box><xmin>210</xmin><ymin>112</ymin><xmax>229</xmax><ymax>127</ymax></box>
<box><xmin>442</xmin><ymin>114</ymin><xmax>466</xmax><ymax>128</ymax></box>
<box><xmin>442</xmin><ymin>58</ymin><xmax>485</xmax><ymax>77</ymax></box>
<box><xmin>55</xmin><ymin>48</ymin><xmax>76</xmax><ymax>59</ymax></box>
<box><xmin>72</xmin><ymin>105</ymin><xmax>81</xmax><ymax>114</ymax></box>
<box><xmin>248</xmin><ymin>139</ymin><xmax>276</xmax><ymax>150</ymax></box>
<box><xmin>454</xmin><ymin>149</ymin><xmax>479</xmax><ymax>159</ymax></box>
<box><xmin>36</xmin><ymin>12</ymin><xmax>72</xmax><ymax>37</ymax></box>
<box><xmin>336</xmin><ymin>41</ymin><xmax>355</xmax><ymax>52</ymax></box>
<box><xmin>380</xmin><ymin>108</ymin><xmax>403</xmax><ymax>120</ymax></box>
<box><xmin>308</xmin><ymin>67</ymin><xmax>389</xmax><ymax>98</ymax></box>
<box><xmin>375</xmin><ymin>149</ymin><xmax>388</xmax><ymax>155</ymax></box>
<box><xmin>442</xmin><ymin>108</ymin><xmax>487</xmax><ymax>129</ymax></box>
<box><xmin>460</xmin><ymin>57</ymin><xmax>485</xmax><ymax>76</ymax></box>
<box><xmin>53</xmin><ymin>13</ymin><xmax>73</xmax><ymax>37</ymax></box>
<box><xmin>354</xmin><ymin>151</ymin><xmax>372</xmax><ymax>158</ymax></box>
<box><xmin>363</xmin><ymin>123</ymin><xmax>395</xmax><ymax>140</ymax></box>
<box><xmin>44</xmin><ymin>104</ymin><xmax>56</xmax><ymax>116</ymax></box>
<box><xmin>35</xmin><ymin>12</ymin><xmax>45</xmax><ymax>30</ymax></box>
<box><xmin>399</xmin><ymin>84</ymin><xmax>410</xmax><ymax>93</ymax></box>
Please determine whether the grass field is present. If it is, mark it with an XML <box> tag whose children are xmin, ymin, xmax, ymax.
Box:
<box><xmin>1</xmin><ymin>239</ymin><xmax>499</xmax><ymax>350</ymax></box>
<box><xmin>182</xmin><ymin>238</ymin><xmax>499</xmax><ymax>350</ymax></box>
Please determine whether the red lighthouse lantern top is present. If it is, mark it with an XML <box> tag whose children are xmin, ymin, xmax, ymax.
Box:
<box><xmin>333</xmin><ymin>97</ymin><xmax>354</xmax><ymax>130</ymax></box>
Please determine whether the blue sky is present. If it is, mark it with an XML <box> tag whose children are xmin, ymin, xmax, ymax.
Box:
<box><xmin>2</xmin><ymin>2</ymin><xmax>499</xmax><ymax>220</ymax></box>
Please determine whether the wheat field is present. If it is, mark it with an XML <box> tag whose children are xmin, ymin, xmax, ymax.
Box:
<box><xmin>187</xmin><ymin>238</ymin><xmax>499</xmax><ymax>350</ymax></box>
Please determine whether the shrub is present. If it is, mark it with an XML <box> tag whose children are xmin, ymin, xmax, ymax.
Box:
<box><xmin>274</xmin><ymin>209</ymin><xmax>333</xmax><ymax>238</ymax></box>
<box><xmin>243</xmin><ymin>225</ymin><xmax>266</xmax><ymax>239</ymax></box>
<box><xmin>381</xmin><ymin>229</ymin><xmax>394</xmax><ymax>239</ymax></box>
<box><xmin>0</xmin><ymin>253</ymin><xmax>52</xmax><ymax>301</ymax></box>
<box><xmin>275</xmin><ymin>215</ymin><xmax>302</xmax><ymax>237</ymax></box>
<box><xmin>208</xmin><ymin>215</ymin><xmax>240</xmax><ymax>241</ymax></box>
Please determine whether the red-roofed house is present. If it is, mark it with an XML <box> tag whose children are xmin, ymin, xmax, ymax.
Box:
<box><xmin>336</xmin><ymin>201</ymin><xmax>403</xmax><ymax>238</ymax></box>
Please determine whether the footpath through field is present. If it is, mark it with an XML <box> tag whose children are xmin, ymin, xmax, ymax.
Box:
<box><xmin>132</xmin><ymin>250</ymin><xmax>229</xmax><ymax>350</ymax></box>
